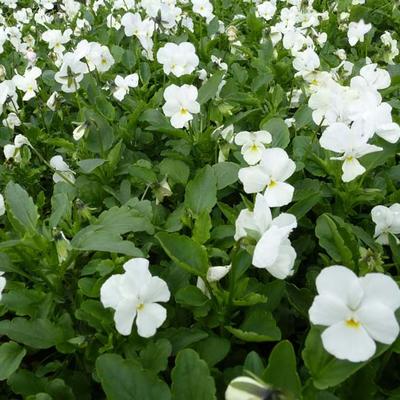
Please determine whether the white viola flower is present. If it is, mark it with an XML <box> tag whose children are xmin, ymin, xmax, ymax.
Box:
<box><xmin>3</xmin><ymin>134</ymin><xmax>29</xmax><ymax>162</ymax></box>
<box><xmin>309</xmin><ymin>265</ymin><xmax>400</xmax><ymax>362</ymax></box>
<box><xmin>234</xmin><ymin>194</ymin><xmax>297</xmax><ymax>279</ymax></box>
<box><xmin>359</xmin><ymin>63</ymin><xmax>391</xmax><ymax>90</ymax></box>
<box><xmin>0</xmin><ymin>80</ymin><xmax>18</xmax><ymax>116</ymax></box>
<box><xmin>2</xmin><ymin>112</ymin><xmax>21</xmax><ymax>129</ymax></box>
<box><xmin>352</xmin><ymin>102</ymin><xmax>400</xmax><ymax>144</ymax></box>
<box><xmin>381</xmin><ymin>31</ymin><xmax>399</xmax><ymax>64</ymax></box>
<box><xmin>50</xmin><ymin>155</ymin><xmax>75</xmax><ymax>183</ymax></box>
<box><xmin>0</xmin><ymin>271</ymin><xmax>6</xmax><ymax>300</ymax></box>
<box><xmin>46</xmin><ymin>92</ymin><xmax>59</xmax><ymax>111</ymax></box>
<box><xmin>162</xmin><ymin>84</ymin><xmax>200</xmax><ymax>129</ymax></box>
<box><xmin>0</xmin><ymin>194</ymin><xmax>5</xmax><ymax>216</ymax></box>
<box><xmin>113</xmin><ymin>73</ymin><xmax>139</xmax><ymax>101</ymax></box>
<box><xmin>197</xmin><ymin>264</ymin><xmax>231</xmax><ymax>297</ymax></box>
<box><xmin>75</xmin><ymin>41</ymin><xmax>115</xmax><ymax>73</ymax></box>
<box><xmin>238</xmin><ymin>148</ymin><xmax>296</xmax><ymax>207</ymax></box>
<box><xmin>12</xmin><ymin>67</ymin><xmax>42</xmax><ymax>101</ymax></box>
<box><xmin>100</xmin><ymin>258</ymin><xmax>170</xmax><ymax>337</ymax></box>
<box><xmin>293</xmin><ymin>47</ymin><xmax>320</xmax><ymax>78</ymax></box>
<box><xmin>106</xmin><ymin>14</ymin><xmax>121</xmax><ymax>30</ymax></box>
<box><xmin>347</xmin><ymin>19</ymin><xmax>372</xmax><ymax>47</ymax></box>
<box><xmin>319</xmin><ymin>123</ymin><xmax>382</xmax><ymax>182</ymax></box>
<box><xmin>371</xmin><ymin>204</ymin><xmax>400</xmax><ymax>245</ymax></box>
<box><xmin>156</xmin><ymin>42</ymin><xmax>199</xmax><ymax>77</ymax></box>
<box><xmin>225</xmin><ymin>376</ymin><xmax>273</xmax><ymax>400</ymax></box>
<box><xmin>42</xmin><ymin>29</ymin><xmax>72</xmax><ymax>53</ymax></box>
<box><xmin>96</xmin><ymin>46</ymin><xmax>115</xmax><ymax>73</ymax></box>
<box><xmin>192</xmin><ymin>0</ymin><xmax>213</xmax><ymax>20</ymax></box>
<box><xmin>256</xmin><ymin>1</ymin><xmax>276</xmax><ymax>21</ymax></box>
<box><xmin>121</xmin><ymin>12</ymin><xmax>155</xmax><ymax>55</ymax></box>
<box><xmin>54</xmin><ymin>52</ymin><xmax>87</xmax><ymax>93</ymax></box>
<box><xmin>234</xmin><ymin>130</ymin><xmax>272</xmax><ymax>165</ymax></box>
<box><xmin>72</xmin><ymin>122</ymin><xmax>88</xmax><ymax>141</ymax></box>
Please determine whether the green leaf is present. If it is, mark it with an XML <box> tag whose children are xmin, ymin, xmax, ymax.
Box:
<box><xmin>175</xmin><ymin>286</ymin><xmax>210</xmax><ymax>307</ymax></box>
<box><xmin>95</xmin><ymin>96</ymin><xmax>116</xmax><ymax>121</ymax></box>
<box><xmin>78</xmin><ymin>158</ymin><xmax>106</xmax><ymax>173</ymax></box>
<box><xmin>211</xmin><ymin>162</ymin><xmax>240</xmax><ymax>190</ymax></box>
<box><xmin>315</xmin><ymin>214</ymin><xmax>355</xmax><ymax>268</ymax></box>
<box><xmin>171</xmin><ymin>349</ymin><xmax>216</xmax><ymax>400</ymax></box>
<box><xmin>159</xmin><ymin>159</ymin><xmax>190</xmax><ymax>185</ymax></box>
<box><xmin>0</xmin><ymin>318</ymin><xmax>65</xmax><ymax>349</ymax></box>
<box><xmin>192</xmin><ymin>336</ymin><xmax>231</xmax><ymax>367</ymax></box>
<box><xmin>263</xmin><ymin>340</ymin><xmax>302</xmax><ymax>397</ymax></box>
<box><xmin>193</xmin><ymin>212</ymin><xmax>212</xmax><ymax>244</ymax></box>
<box><xmin>96</xmin><ymin>354</ymin><xmax>171</xmax><ymax>400</ymax></box>
<box><xmin>5</xmin><ymin>181</ymin><xmax>39</xmax><ymax>233</ymax></box>
<box><xmin>198</xmin><ymin>71</ymin><xmax>224</xmax><ymax>104</ymax></box>
<box><xmin>185</xmin><ymin>165</ymin><xmax>217</xmax><ymax>216</ymax></box>
<box><xmin>302</xmin><ymin>326</ymin><xmax>389</xmax><ymax>390</ymax></box>
<box><xmin>140</xmin><ymin>339</ymin><xmax>172</xmax><ymax>374</ymax></box>
<box><xmin>0</xmin><ymin>341</ymin><xmax>26</xmax><ymax>380</ymax></box>
<box><xmin>226</xmin><ymin>309</ymin><xmax>281</xmax><ymax>342</ymax></box>
<box><xmin>260</xmin><ymin>118</ymin><xmax>290</xmax><ymax>149</ymax></box>
<box><xmin>156</xmin><ymin>232</ymin><xmax>209</xmax><ymax>276</ymax></box>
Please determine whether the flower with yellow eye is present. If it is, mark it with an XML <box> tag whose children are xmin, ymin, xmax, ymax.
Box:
<box><xmin>234</xmin><ymin>130</ymin><xmax>272</xmax><ymax>165</ymax></box>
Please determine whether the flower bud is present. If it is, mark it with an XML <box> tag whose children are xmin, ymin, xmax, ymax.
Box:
<box><xmin>225</xmin><ymin>376</ymin><xmax>285</xmax><ymax>400</ymax></box>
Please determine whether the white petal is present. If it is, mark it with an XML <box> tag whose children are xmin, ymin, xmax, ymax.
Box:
<box><xmin>357</xmin><ymin>301</ymin><xmax>399</xmax><ymax>344</ymax></box>
<box><xmin>315</xmin><ymin>266</ymin><xmax>363</xmax><ymax>310</ymax></box>
<box><xmin>234</xmin><ymin>209</ymin><xmax>259</xmax><ymax>241</ymax></box>
<box><xmin>114</xmin><ymin>299</ymin><xmax>137</xmax><ymax>336</ymax></box>
<box><xmin>264</xmin><ymin>240</ymin><xmax>296</xmax><ymax>279</ymax></box>
<box><xmin>242</xmin><ymin>144</ymin><xmax>263</xmax><ymax>165</ymax></box>
<box><xmin>359</xmin><ymin>273</ymin><xmax>400</xmax><ymax>311</ymax></box>
<box><xmin>342</xmin><ymin>158</ymin><xmax>365</xmax><ymax>182</ymax></box>
<box><xmin>100</xmin><ymin>274</ymin><xmax>124</xmax><ymax>309</ymax></box>
<box><xmin>238</xmin><ymin>165</ymin><xmax>269</xmax><ymax>193</ymax></box>
<box><xmin>252</xmin><ymin>226</ymin><xmax>286</xmax><ymax>270</ymax></box>
<box><xmin>141</xmin><ymin>276</ymin><xmax>170</xmax><ymax>304</ymax></box>
<box><xmin>260</xmin><ymin>148</ymin><xmax>296</xmax><ymax>181</ymax></box>
<box><xmin>263</xmin><ymin>181</ymin><xmax>294</xmax><ymax>207</ymax></box>
<box><xmin>272</xmin><ymin>213</ymin><xmax>297</xmax><ymax>233</ymax></box>
<box><xmin>234</xmin><ymin>131</ymin><xmax>252</xmax><ymax>146</ymax></box>
<box><xmin>136</xmin><ymin>303</ymin><xmax>167</xmax><ymax>338</ymax></box>
<box><xmin>319</xmin><ymin>123</ymin><xmax>351</xmax><ymax>153</ymax></box>
<box><xmin>309</xmin><ymin>294</ymin><xmax>351</xmax><ymax>326</ymax></box>
<box><xmin>321</xmin><ymin>321</ymin><xmax>376</xmax><ymax>362</ymax></box>
<box><xmin>207</xmin><ymin>265</ymin><xmax>231</xmax><ymax>282</ymax></box>
<box><xmin>253</xmin><ymin>193</ymin><xmax>272</xmax><ymax>233</ymax></box>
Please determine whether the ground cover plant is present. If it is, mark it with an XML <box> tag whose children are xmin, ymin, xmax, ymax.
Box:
<box><xmin>0</xmin><ymin>0</ymin><xmax>400</xmax><ymax>398</ymax></box>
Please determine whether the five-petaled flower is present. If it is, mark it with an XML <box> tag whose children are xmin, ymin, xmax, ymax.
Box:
<box><xmin>100</xmin><ymin>258</ymin><xmax>170</xmax><ymax>337</ymax></box>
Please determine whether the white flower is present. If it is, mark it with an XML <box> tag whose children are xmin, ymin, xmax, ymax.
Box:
<box><xmin>50</xmin><ymin>155</ymin><xmax>75</xmax><ymax>183</ymax></box>
<box><xmin>225</xmin><ymin>376</ymin><xmax>273</xmax><ymax>400</ymax></box>
<box><xmin>319</xmin><ymin>123</ymin><xmax>382</xmax><ymax>182</ymax></box>
<box><xmin>197</xmin><ymin>264</ymin><xmax>231</xmax><ymax>297</ymax></box>
<box><xmin>2</xmin><ymin>112</ymin><xmax>21</xmax><ymax>129</ymax></box>
<box><xmin>192</xmin><ymin>0</ymin><xmax>213</xmax><ymax>20</ymax></box>
<box><xmin>293</xmin><ymin>48</ymin><xmax>320</xmax><ymax>78</ymax></box>
<box><xmin>256</xmin><ymin>1</ymin><xmax>276</xmax><ymax>21</ymax></box>
<box><xmin>235</xmin><ymin>194</ymin><xmax>297</xmax><ymax>279</ymax></box>
<box><xmin>0</xmin><ymin>194</ymin><xmax>5</xmax><ymax>216</ymax></box>
<box><xmin>234</xmin><ymin>130</ymin><xmax>272</xmax><ymax>165</ymax></box>
<box><xmin>156</xmin><ymin>42</ymin><xmax>199</xmax><ymax>77</ymax></box>
<box><xmin>12</xmin><ymin>67</ymin><xmax>42</xmax><ymax>101</ymax></box>
<box><xmin>0</xmin><ymin>271</ymin><xmax>6</xmax><ymax>301</ymax></box>
<box><xmin>75</xmin><ymin>41</ymin><xmax>115</xmax><ymax>73</ymax></box>
<box><xmin>113</xmin><ymin>74</ymin><xmax>139</xmax><ymax>101</ymax></box>
<box><xmin>371</xmin><ymin>204</ymin><xmax>400</xmax><ymax>245</ymax></box>
<box><xmin>42</xmin><ymin>29</ymin><xmax>72</xmax><ymax>53</ymax></box>
<box><xmin>73</xmin><ymin>122</ymin><xmax>88</xmax><ymax>141</ymax></box>
<box><xmin>347</xmin><ymin>19</ymin><xmax>372</xmax><ymax>46</ymax></box>
<box><xmin>46</xmin><ymin>92</ymin><xmax>59</xmax><ymax>111</ymax></box>
<box><xmin>238</xmin><ymin>148</ymin><xmax>296</xmax><ymax>207</ymax></box>
<box><xmin>100</xmin><ymin>258</ymin><xmax>170</xmax><ymax>337</ymax></box>
<box><xmin>54</xmin><ymin>52</ymin><xmax>87</xmax><ymax>93</ymax></box>
<box><xmin>309</xmin><ymin>265</ymin><xmax>400</xmax><ymax>362</ymax></box>
<box><xmin>162</xmin><ymin>84</ymin><xmax>200</xmax><ymax>129</ymax></box>
<box><xmin>121</xmin><ymin>12</ymin><xmax>155</xmax><ymax>55</ymax></box>
<box><xmin>3</xmin><ymin>134</ymin><xmax>29</xmax><ymax>162</ymax></box>
<box><xmin>359</xmin><ymin>63</ymin><xmax>391</xmax><ymax>90</ymax></box>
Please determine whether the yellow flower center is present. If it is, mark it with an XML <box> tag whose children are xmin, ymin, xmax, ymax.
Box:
<box><xmin>250</xmin><ymin>144</ymin><xmax>259</xmax><ymax>152</ymax></box>
<box><xmin>346</xmin><ymin>318</ymin><xmax>361</xmax><ymax>329</ymax></box>
<box><xmin>137</xmin><ymin>303</ymin><xmax>144</xmax><ymax>311</ymax></box>
<box><xmin>180</xmin><ymin>108</ymin><xmax>189</xmax><ymax>115</ymax></box>
<box><xmin>269</xmin><ymin>180</ymin><xmax>277</xmax><ymax>188</ymax></box>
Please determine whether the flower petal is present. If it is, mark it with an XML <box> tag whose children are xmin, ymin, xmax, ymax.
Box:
<box><xmin>321</xmin><ymin>321</ymin><xmax>376</xmax><ymax>362</ymax></box>
<box><xmin>264</xmin><ymin>181</ymin><xmax>294</xmax><ymax>207</ymax></box>
<box><xmin>357</xmin><ymin>301</ymin><xmax>399</xmax><ymax>344</ymax></box>
<box><xmin>309</xmin><ymin>294</ymin><xmax>351</xmax><ymax>326</ymax></box>
<box><xmin>114</xmin><ymin>299</ymin><xmax>137</xmax><ymax>336</ymax></box>
<box><xmin>136</xmin><ymin>303</ymin><xmax>167</xmax><ymax>338</ymax></box>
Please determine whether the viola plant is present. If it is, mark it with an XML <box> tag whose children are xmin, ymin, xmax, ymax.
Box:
<box><xmin>0</xmin><ymin>0</ymin><xmax>399</xmax><ymax>399</ymax></box>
